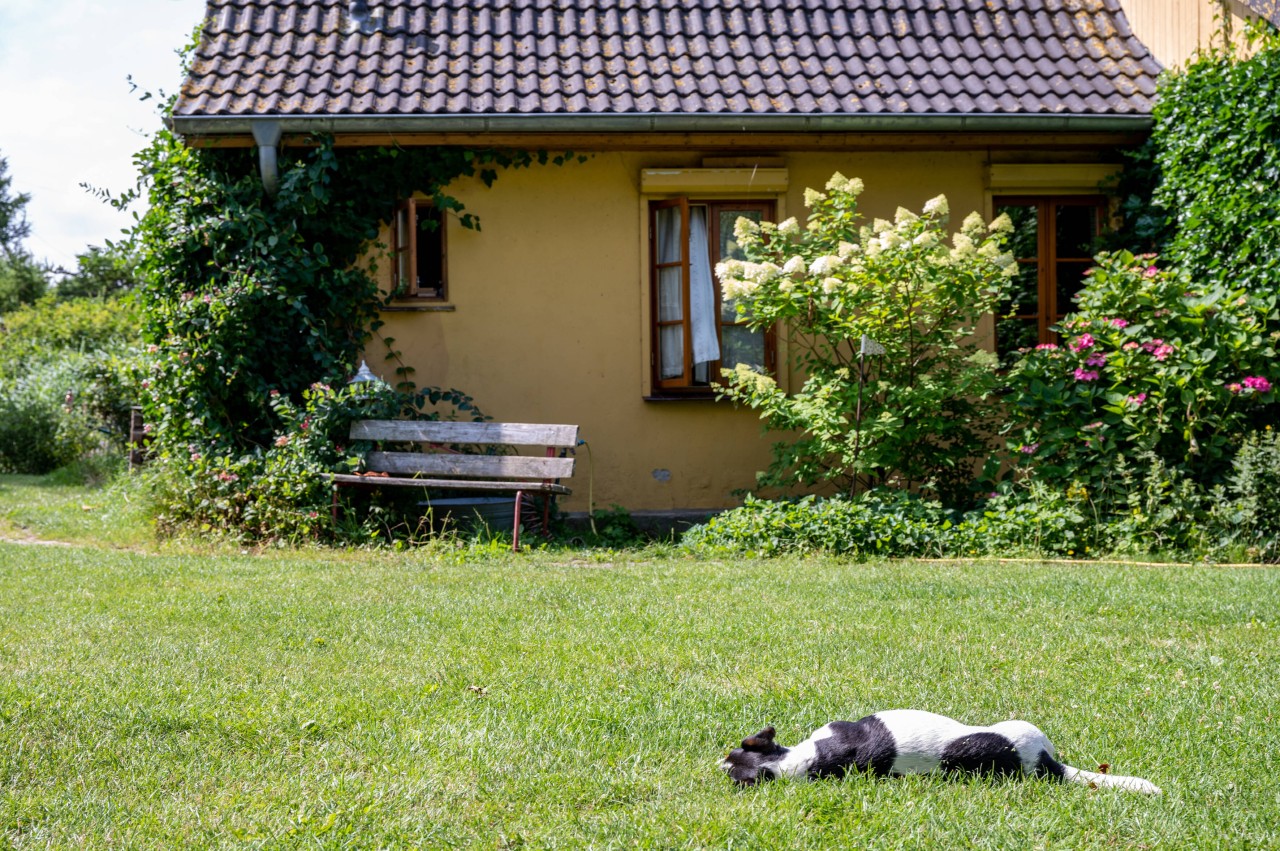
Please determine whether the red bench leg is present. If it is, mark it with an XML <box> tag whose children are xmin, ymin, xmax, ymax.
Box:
<box><xmin>513</xmin><ymin>489</ymin><xmax>524</xmax><ymax>552</ymax></box>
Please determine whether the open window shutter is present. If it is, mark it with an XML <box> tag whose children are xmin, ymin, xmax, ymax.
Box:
<box><xmin>651</xmin><ymin>197</ymin><xmax>692</xmax><ymax>389</ymax></box>
<box><xmin>392</xmin><ymin>198</ymin><xmax>417</xmax><ymax>296</ymax></box>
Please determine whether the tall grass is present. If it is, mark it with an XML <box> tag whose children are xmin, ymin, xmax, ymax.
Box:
<box><xmin>1</xmin><ymin>537</ymin><xmax>1277</xmax><ymax>848</ymax></box>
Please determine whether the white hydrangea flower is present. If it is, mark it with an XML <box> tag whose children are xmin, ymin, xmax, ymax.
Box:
<box><xmin>782</xmin><ymin>255</ymin><xmax>807</xmax><ymax>277</ymax></box>
<box><xmin>826</xmin><ymin>172</ymin><xmax>851</xmax><ymax>192</ymax></box>
<box><xmin>778</xmin><ymin>278</ymin><xmax>797</xmax><ymax>293</ymax></box>
<box><xmin>923</xmin><ymin>194</ymin><xmax>949</xmax><ymax>217</ymax></box>
<box><xmin>776</xmin><ymin>217</ymin><xmax>801</xmax><ymax>237</ymax></box>
<box><xmin>988</xmin><ymin>212</ymin><xmax>1014</xmax><ymax>235</ymax></box>
<box><xmin>961</xmin><ymin>211</ymin><xmax>985</xmax><ymax>235</ymax></box>
<box><xmin>837</xmin><ymin>241</ymin><xmax>860</xmax><ymax>258</ymax></box>
<box><xmin>865</xmin><ymin>238</ymin><xmax>883</xmax><ymax>257</ymax></box>
<box><xmin>880</xmin><ymin>230</ymin><xmax>904</xmax><ymax>249</ymax></box>
<box><xmin>734</xmin><ymin>216</ymin><xmax>760</xmax><ymax>243</ymax></box>
<box><xmin>821</xmin><ymin>277</ymin><xmax>843</xmax><ymax>294</ymax></box>
<box><xmin>715</xmin><ymin>259</ymin><xmax>745</xmax><ymax>281</ymax></box>
<box><xmin>809</xmin><ymin>255</ymin><xmax>843</xmax><ymax>276</ymax></box>
<box><xmin>950</xmin><ymin>232</ymin><xmax>976</xmax><ymax>260</ymax></box>
<box><xmin>872</xmin><ymin>218</ymin><xmax>893</xmax><ymax>234</ymax></box>
<box><xmin>846</xmin><ymin>176</ymin><xmax>865</xmax><ymax>195</ymax></box>
<box><xmin>912</xmin><ymin>231</ymin><xmax>938</xmax><ymax>248</ymax></box>
<box><xmin>894</xmin><ymin>206</ymin><xmax>919</xmax><ymax>227</ymax></box>
<box><xmin>804</xmin><ymin>187</ymin><xmax>827</xmax><ymax>208</ymax></box>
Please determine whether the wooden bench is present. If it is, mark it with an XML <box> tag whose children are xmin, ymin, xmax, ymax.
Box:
<box><xmin>331</xmin><ymin>420</ymin><xmax>578</xmax><ymax>550</ymax></box>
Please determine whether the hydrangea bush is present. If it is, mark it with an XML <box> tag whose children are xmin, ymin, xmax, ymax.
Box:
<box><xmin>1003</xmin><ymin>249</ymin><xmax>1279</xmax><ymax>496</ymax></box>
<box><xmin>714</xmin><ymin>174</ymin><xmax>1017</xmax><ymax>505</ymax></box>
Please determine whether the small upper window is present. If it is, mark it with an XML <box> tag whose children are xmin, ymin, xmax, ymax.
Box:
<box><xmin>392</xmin><ymin>198</ymin><xmax>447</xmax><ymax>300</ymax></box>
<box><xmin>995</xmin><ymin>196</ymin><xmax>1106</xmax><ymax>359</ymax></box>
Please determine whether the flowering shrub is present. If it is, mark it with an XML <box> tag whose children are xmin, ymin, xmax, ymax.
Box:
<box><xmin>715</xmin><ymin>174</ymin><xmax>1016</xmax><ymax>505</ymax></box>
<box><xmin>1003</xmin><ymin>250</ymin><xmax>1279</xmax><ymax>494</ymax></box>
<box><xmin>148</xmin><ymin>380</ymin><xmax>487</xmax><ymax>543</ymax></box>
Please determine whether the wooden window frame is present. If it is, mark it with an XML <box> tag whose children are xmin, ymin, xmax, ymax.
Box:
<box><xmin>648</xmin><ymin>197</ymin><xmax>777</xmax><ymax>397</ymax></box>
<box><xmin>391</xmin><ymin>198</ymin><xmax>448</xmax><ymax>301</ymax></box>
<box><xmin>995</xmin><ymin>195</ymin><xmax>1106</xmax><ymax>352</ymax></box>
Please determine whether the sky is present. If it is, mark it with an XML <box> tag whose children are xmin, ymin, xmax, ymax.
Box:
<box><xmin>0</xmin><ymin>1</ymin><xmax>206</xmax><ymax>272</ymax></box>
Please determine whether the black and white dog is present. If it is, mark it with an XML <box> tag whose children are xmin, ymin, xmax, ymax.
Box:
<box><xmin>721</xmin><ymin>710</ymin><xmax>1161</xmax><ymax>794</ymax></box>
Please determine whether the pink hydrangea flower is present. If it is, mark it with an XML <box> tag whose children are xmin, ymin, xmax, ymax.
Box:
<box><xmin>1142</xmin><ymin>339</ymin><xmax>1174</xmax><ymax>361</ymax></box>
<box><xmin>1035</xmin><ymin>343</ymin><xmax>1059</xmax><ymax>351</ymax></box>
<box><xmin>1074</xmin><ymin>368</ymin><xmax>1100</xmax><ymax>382</ymax></box>
<box><xmin>1144</xmin><ymin>266</ymin><xmax>1159</xmax><ymax>278</ymax></box>
<box><xmin>1110</xmin><ymin>318</ymin><xmax>1129</xmax><ymax>328</ymax></box>
<box><xmin>1069</xmin><ymin>333</ymin><xmax>1096</xmax><ymax>353</ymax></box>
<box><xmin>1242</xmin><ymin>376</ymin><xmax>1272</xmax><ymax>393</ymax></box>
<box><xmin>1122</xmin><ymin>341</ymin><xmax>1141</xmax><ymax>351</ymax></box>
<box><xmin>1020</xmin><ymin>443</ymin><xmax>1040</xmax><ymax>454</ymax></box>
<box><xmin>1086</xmin><ymin>353</ymin><xmax>1107</xmax><ymax>367</ymax></box>
<box><xmin>1127</xmin><ymin>393</ymin><xmax>1148</xmax><ymax>406</ymax></box>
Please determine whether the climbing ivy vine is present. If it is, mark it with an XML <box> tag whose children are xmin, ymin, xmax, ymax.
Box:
<box><xmin>122</xmin><ymin>123</ymin><xmax>573</xmax><ymax>540</ymax></box>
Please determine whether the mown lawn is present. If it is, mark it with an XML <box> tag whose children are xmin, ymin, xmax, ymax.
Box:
<box><xmin>1</xmin><ymin>476</ymin><xmax>1278</xmax><ymax>848</ymax></box>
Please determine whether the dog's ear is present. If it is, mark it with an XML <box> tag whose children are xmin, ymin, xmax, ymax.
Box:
<box><xmin>741</xmin><ymin>726</ymin><xmax>776</xmax><ymax>751</ymax></box>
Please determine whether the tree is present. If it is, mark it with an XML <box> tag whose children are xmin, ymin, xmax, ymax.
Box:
<box><xmin>0</xmin><ymin>152</ymin><xmax>49</xmax><ymax>311</ymax></box>
<box><xmin>55</xmin><ymin>244</ymin><xmax>141</xmax><ymax>300</ymax></box>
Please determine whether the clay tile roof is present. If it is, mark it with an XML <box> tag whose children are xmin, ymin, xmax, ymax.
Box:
<box><xmin>173</xmin><ymin>0</ymin><xmax>1164</xmax><ymax>123</ymax></box>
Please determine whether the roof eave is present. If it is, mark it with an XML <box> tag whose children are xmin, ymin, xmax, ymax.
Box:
<box><xmin>167</xmin><ymin>112</ymin><xmax>1155</xmax><ymax>138</ymax></box>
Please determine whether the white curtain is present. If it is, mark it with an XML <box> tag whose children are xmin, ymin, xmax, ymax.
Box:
<box><xmin>688</xmin><ymin>207</ymin><xmax>720</xmax><ymax>367</ymax></box>
<box><xmin>656</xmin><ymin>207</ymin><xmax>684</xmax><ymax>380</ymax></box>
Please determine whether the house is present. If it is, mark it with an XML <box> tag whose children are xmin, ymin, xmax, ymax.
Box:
<box><xmin>168</xmin><ymin>0</ymin><xmax>1253</xmax><ymax>519</ymax></box>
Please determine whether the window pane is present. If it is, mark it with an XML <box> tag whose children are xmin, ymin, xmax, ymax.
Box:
<box><xmin>417</xmin><ymin>208</ymin><xmax>445</xmax><ymax>296</ymax></box>
<box><xmin>656</xmin><ymin>206</ymin><xmax>682</xmax><ymax>264</ymax></box>
<box><xmin>659</xmin><ymin>326</ymin><xmax>684</xmax><ymax>380</ymax></box>
<box><xmin>1055</xmin><ymin>205</ymin><xmax>1098</xmax><ymax>258</ymax></box>
<box><xmin>998</xmin><ymin>204</ymin><xmax>1039</xmax><ymax>260</ymax></box>
<box><xmin>1055</xmin><ymin>261</ymin><xmax>1092</xmax><ymax>317</ymax></box>
<box><xmin>721</xmin><ymin>325</ymin><xmax>765</xmax><ymax>372</ymax></box>
<box><xmin>1001</xmin><ymin>261</ymin><xmax>1039</xmax><ymax>317</ymax></box>
<box><xmin>658</xmin><ymin>267</ymin><xmax>683</xmax><ymax>321</ymax></box>
<box><xmin>719</xmin><ymin>210</ymin><xmax>761</xmax><ymax>262</ymax></box>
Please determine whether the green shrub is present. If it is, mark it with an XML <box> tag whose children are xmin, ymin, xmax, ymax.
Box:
<box><xmin>0</xmin><ymin>357</ymin><xmax>100</xmax><ymax>474</ymax></box>
<box><xmin>1003</xmin><ymin>250</ymin><xmax>1278</xmax><ymax>497</ymax></box>
<box><xmin>0</xmin><ymin>295</ymin><xmax>140</xmax><ymax>377</ymax></box>
<box><xmin>683</xmin><ymin>490</ymin><xmax>964</xmax><ymax>558</ymax></box>
<box><xmin>148</xmin><ymin>380</ymin><xmax>491</xmax><ymax>544</ymax></box>
<box><xmin>1210</xmin><ymin>427</ymin><xmax>1280</xmax><ymax>562</ymax></box>
<box><xmin>714</xmin><ymin>175</ymin><xmax>1014</xmax><ymax>505</ymax></box>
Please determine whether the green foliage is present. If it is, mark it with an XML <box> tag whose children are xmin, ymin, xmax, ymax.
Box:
<box><xmin>0</xmin><ymin>357</ymin><xmax>101</xmax><ymax>474</ymax></box>
<box><xmin>120</xmin><ymin>119</ymin><xmax>576</xmax><ymax>539</ymax></box>
<box><xmin>0</xmin><ymin>295</ymin><xmax>141</xmax><ymax>376</ymax></box>
<box><xmin>55</xmin><ymin>243</ymin><xmax>142</xmax><ymax>300</ymax></box>
<box><xmin>1153</xmin><ymin>29</ymin><xmax>1280</xmax><ymax>295</ymax></box>
<box><xmin>684</xmin><ymin>491</ymin><xmax>964</xmax><ymax>559</ymax></box>
<box><xmin>0</xmin><ymin>254</ymin><xmax>49</xmax><ymax>313</ymax></box>
<box><xmin>1002</xmin><ymin>250</ymin><xmax>1278</xmax><ymax>494</ymax></box>
<box><xmin>715</xmin><ymin>175</ymin><xmax>1014</xmax><ymax>505</ymax></box>
<box><xmin>147</xmin><ymin>380</ymin><xmax>491</xmax><ymax>544</ymax></box>
<box><xmin>128</xmin><ymin>129</ymin><xmax>560</xmax><ymax>455</ymax></box>
<box><xmin>1210</xmin><ymin>426</ymin><xmax>1280</xmax><ymax>562</ymax></box>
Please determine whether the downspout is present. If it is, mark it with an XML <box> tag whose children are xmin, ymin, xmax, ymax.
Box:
<box><xmin>251</xmin><ymin>119</ymin><xmax>282</xmax><ymax>197</ymax></box>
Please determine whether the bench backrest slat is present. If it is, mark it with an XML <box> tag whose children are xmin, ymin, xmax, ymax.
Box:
<box><xmin>367</xmin><ymin>451</ymin><xmax>574</xmax><ymax>481</ymax></box>
<box><xmin>350</xmin><ymin>420</ymin><xmax>578</xmax><ymax>447</ymax></box>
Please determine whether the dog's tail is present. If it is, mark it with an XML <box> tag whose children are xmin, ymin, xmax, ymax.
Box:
<box><xmin>1039</xmin><ymin>753</ymin><xmax>1161</xmax><ymax>795</ymax></box>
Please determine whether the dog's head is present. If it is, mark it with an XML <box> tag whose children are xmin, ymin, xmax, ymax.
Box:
<box><xmin>720</xmin><ymin>726</ymin><xmax>786</xmax><ymax>786</ymax></box>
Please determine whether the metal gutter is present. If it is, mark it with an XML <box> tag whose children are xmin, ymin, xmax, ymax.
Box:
<box><xmin>169</xmin><ymin>112</ymin><xmax>1154</xmax><ymax>137</ymax></box>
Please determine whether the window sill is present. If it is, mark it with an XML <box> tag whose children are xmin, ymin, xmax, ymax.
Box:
<box><xmin>382</xmin><ymin>302</ymin><xmax>456</xmax><ymax>312</ymax></box>
<box><xmin>643</xmin><ymin>392</ymin><xmax>728</xmax><ymax>403</ymax></box>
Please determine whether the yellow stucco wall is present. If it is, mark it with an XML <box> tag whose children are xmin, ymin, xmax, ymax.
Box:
<box><xmin>368</xmin><ymin>148</ymin><xmax>1102</xmax><ymax>513</ymax></box>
